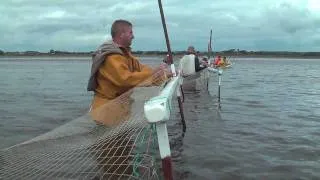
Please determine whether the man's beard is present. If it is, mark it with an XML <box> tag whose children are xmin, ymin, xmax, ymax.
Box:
<box><xmin>127</xmin><ymin>40</ymin><xmax>132</xmax><ymax>47</ymax></box>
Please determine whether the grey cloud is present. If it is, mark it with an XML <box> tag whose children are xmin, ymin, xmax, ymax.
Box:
<box><xmin>0</xmin><ymin>0</ymin><xmax>319</xmax><ymax>52</ymax></box>
<box><xmin>263</xmin><ymin>2</ymin><xmax>316</xmax><ymax>34</ymax></box>
<box><xmin>20</xmin><ymin>19</ymin><xmax>105</xmax><ymax>35</ymax></box>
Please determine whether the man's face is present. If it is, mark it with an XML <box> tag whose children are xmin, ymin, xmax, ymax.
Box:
<box><xmin>121</xmin><ymin>26</ymin><xmax>134</xmax><ymax>47</ymax></box>
<box><xmin>187</xmin><ymin>47</ymin><xmax>195</xmax><ymax>54</ymax></box>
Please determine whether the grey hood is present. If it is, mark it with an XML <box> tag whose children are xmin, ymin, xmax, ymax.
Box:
<box><xmin>87</xmin><ymin>40</ymin><xmax>124</xmax><ymax>91</ymax></box>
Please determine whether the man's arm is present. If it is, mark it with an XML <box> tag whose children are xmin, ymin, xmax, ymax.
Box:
<box><xmin>195</xmin><ymin>56</ymin><xmax>206</xmax><ymax>72</ymax></box>
<box><xmin>99</xmin><ymin>54</ymin><xmax>154</xmax><ymax>88</ymax></box>
<box><xmin>134</xmin><ymin>58</ymin><xmax>171</xmax><ymax>85</ymax></box>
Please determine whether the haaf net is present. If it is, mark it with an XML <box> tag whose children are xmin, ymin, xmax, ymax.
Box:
<box><xmin>0</xmin><ymin>62</ymin><xmax>214</xmax><ymax>180</ymax></box>
<box><xmin>0</xmin><ymin>70</ymin><xmax>174</xmax><ymax>180</ymax></box>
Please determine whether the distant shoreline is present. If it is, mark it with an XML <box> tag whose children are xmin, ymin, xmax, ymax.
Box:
<box><xmin>1</xmin><ymin>54</ymin><xmax>319</xmax><ymax>59</ymax></box>
<box><xmin>1</xmin><ymin>49</ymin><xmax>319</xmax><ymax>59</ymax></box>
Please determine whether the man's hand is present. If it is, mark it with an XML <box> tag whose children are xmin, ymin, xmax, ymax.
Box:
<box><xmin>164</xmin><ymin>69</ymin><xmax>173</xmax><ymax>78</ymax></box>
<box><xmin>153</xmin><ymin>63</ymin><xmax>173</xmax><ymax>79</ymax></box>
<box><xmin>153</xmin><ymin>63</ymin><xmax>168</xmax><ymax>74</ymax></box>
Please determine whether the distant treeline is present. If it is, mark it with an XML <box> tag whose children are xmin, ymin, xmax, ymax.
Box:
<box><xmin>0</xmin><ymin>49</ymin><xmax>319</xmax><ymax>58</ymax></box>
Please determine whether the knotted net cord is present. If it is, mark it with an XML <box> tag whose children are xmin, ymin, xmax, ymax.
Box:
<box><xmin>0</xmin><ymin>64</ymin><xmax>213</xmax><ymax>180</ymax></box>
<box><xmin>1</xmin><ymin>69</ymin><xmax>170</xmax><ymax>180</ymax></box>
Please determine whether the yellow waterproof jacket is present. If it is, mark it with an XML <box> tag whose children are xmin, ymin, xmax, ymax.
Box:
<box><xmin>88</xmin><ymin>41</ymin><xmax>166</xmax><ymax>125</ymax></box>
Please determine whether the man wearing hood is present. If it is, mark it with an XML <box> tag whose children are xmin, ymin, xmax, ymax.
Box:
<box><xmin>186</xmin><ymin>45</ymin><xmax>207</xmax><ymax>72</ymax></box>
<box><xmin>87</xmin><ymin>19</ymin><xmax>170</xmax><ymax>126</ymax></box>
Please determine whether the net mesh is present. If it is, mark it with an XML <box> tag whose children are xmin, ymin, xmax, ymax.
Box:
<box><xmin>0</xmin><ymin>63</ymin><xmax>212</xmax><ymax>180</ymax></box>
<box><xmin>181</xmin><ymin>69</ymin><xmax>213</xmax><ymax>93</ymax></box>
<box><xmin>0</xmin><ymin>68</ymin><xmax>170</xmax><ymax>180</ymax></box>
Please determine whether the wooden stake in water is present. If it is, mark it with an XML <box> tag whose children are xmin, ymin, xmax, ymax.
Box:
<box><xmin>218</xmin><ymin>69</ymin><xmax>223</xmax><ymax>109</ymax></box>
<box><xmin>158</xmin><ymin>0</ymin><xmax>173</xmax><ymax>65</ymax></box>
<box><xmin>157</xmin><ymin>1</ymin><xmax>175</xmax><ymax>179</ymax></box>
<box><xmin>177</xmin><ymin>88</ymin><xmax>186</xmax><ymax>134</ymax></box>
<box><xmin>207</xmin><ymin>29</ymin><xmax>213</xmax><ymax>90</ymax></box>
<box><xmin>208</xmin><ymin>29</ymin><xmax>212</xmax><ymax>59</ymax></box>
<box><xmin>156</xmin><ymin>123</ymin><xmax>173</xmax><ymax>180</ymax></box>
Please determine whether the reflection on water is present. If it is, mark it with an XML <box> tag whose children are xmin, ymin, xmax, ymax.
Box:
<box><xmin>1</xmin><ymin>57</ymin><xmax>320</xmax><ymax>179</ymax></box>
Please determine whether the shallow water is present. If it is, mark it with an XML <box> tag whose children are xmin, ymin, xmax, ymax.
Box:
<box><xmin>1</xmin><ymin>57</ymin><xmax>319</xmax><ymax>179</ymax></box>
<box><xmin>175</xmin><ymin>58</ymin><xmax>320</xmax><ymax>179</ymax></box>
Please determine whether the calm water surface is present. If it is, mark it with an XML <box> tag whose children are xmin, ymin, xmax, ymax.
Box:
<box><xmin>0</xmin><ymin>57</ymin><xmax>319</xmax><ymax>179</ymax></box>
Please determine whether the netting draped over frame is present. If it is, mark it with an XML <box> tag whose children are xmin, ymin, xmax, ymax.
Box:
<box><xmin>0</xmin><ymin>62</ymin><xmax>214</xmax><ymax>180</ymax></box>
<box><xmin>1</xmin><ymin>69</ymin><xmax>169</xmax><ymax>180</ymax></box>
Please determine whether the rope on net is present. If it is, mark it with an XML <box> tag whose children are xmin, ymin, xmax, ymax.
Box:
<box><xmin>0</xmin><ymin>69</ymin><xmax>173</xmax><ymax>180</ymax></box>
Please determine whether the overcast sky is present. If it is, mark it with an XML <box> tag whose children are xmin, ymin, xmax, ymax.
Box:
<box><xmin>1</xmin><ymin>0</ymin><xmax>319</xmax><ymax>52</ymax></box>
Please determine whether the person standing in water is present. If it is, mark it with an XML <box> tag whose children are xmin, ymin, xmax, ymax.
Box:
<box><xmin>186</xmin><ymin>45</ymin><xmax>207</xmax><ymax>72</ymax></box>
<box><xmin>87</xmin><ymin>19</ymin><xmax>171</xmax><ymax>126</ymax></box>
<box><xmin>87</xmin><ymin>19</ymin><xmax>172</xmax><ymax>179</ymax></box>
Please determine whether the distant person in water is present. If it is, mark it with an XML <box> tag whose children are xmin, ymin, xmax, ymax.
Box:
<box><xmin>202</xmin><ymin>57</ymin><xmax>209</xmax><ymax>66</ymax></box>
<box><xmin>186</xmin><ymin>45</ymin><xmax>207</xmax><ymax>72</ymax></box>
<box><xmin>186</xmin><ymin>46</ymin><xmax>196</xmax><ymax>55</ymax></box>
<box><xmin>213</xmin><ymin>55</ymin><xmax>222</xmax><ymax>67</ymax></box>
<box><xmin>221</xmin><ymin>56</ymin><xmax>227</xmax><ymax>65</ymax></box>
<box><xmin>223</xmin><ymin>56</ymin><xmax>231</xmax><ymax>65</ymax></box>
